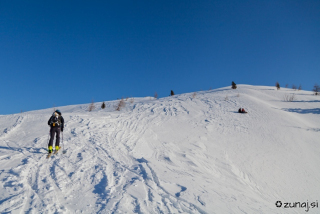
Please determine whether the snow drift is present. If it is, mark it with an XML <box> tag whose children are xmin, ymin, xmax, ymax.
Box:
<box><xmin>0</xmin><ymin>85</ymin><xmax>319</xmax><ymax>213</ymax></box>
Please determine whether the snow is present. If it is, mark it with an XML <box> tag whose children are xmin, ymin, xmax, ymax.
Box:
<box><xmin>0</xmin><ymin>85</ymin><xmax>319</xmax><ymax>213</ymax></box>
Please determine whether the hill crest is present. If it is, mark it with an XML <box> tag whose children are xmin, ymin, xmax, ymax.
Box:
<box><xmin>0</xmin><ymin>85</ymin><xmax>319</xmax><ymax>213</ymax></box>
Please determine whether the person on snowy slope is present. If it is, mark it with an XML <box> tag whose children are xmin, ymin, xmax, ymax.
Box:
<box><xmin>47</xmin><ymin>110</ymin><xmax>64</xmax><ymax>153</ymax></box>
<box><xmin>238</xmin><ymin>108</ymin><xmax>247</xmax><ymax>113</ymax></box>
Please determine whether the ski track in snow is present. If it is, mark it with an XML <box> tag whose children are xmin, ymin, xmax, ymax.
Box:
<box><xmin>0</xmin><ymin>85</ymin><xmax>319</xmax><ymax>213</ymax></box>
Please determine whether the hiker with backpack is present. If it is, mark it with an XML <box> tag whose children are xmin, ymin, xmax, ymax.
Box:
<box><xmin>48</xmin><ymin>110</ymin><xmax>64</xmax><ymax>154</ymax></box>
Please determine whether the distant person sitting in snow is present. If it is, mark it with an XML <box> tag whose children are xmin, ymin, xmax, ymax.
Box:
<box><xmin>47</xmin><ymin>110</ymin><xmax>64</xmax><ymax>154</ymax></box>
<box><xmin>238</xmin><ymin>108</ymin><xmax>247</xmax><ymax>113</ymax></box>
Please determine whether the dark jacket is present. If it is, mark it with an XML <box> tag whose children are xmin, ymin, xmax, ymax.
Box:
<box><xmin>48</xmin><ymin>115</ymin><xmax>64</xmax><ymax>131</ymax></box>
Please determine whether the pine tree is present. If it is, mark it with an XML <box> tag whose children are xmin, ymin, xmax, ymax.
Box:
<box><xmin>231</xmin><ymin>81</ymin><xmax>237</xmax><ymax>89</ymax></box>
<box><xmin>276</xmin><ymin>82</ymin><xmax>280</xmax><ymax>90</ymax></box>
<box><xmin>313</xmin><ymin>83</ymin><xmax>320</xmax><ymax>95</ymax></box>
<box><xmin>171</xmin><ymin>90</ymin><xmax>175</xmax><ymax>96</ymax></box>
<box><xmin>101</xmin><ymin>101</ymin><xmax>106</xmax><ymax>109</ymax></box>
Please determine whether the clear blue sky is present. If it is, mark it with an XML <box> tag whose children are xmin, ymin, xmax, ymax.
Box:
<box><xmin>1</xmin><ymin>0</ymin><xmax>319</xmax><ymax>114</ymax></box>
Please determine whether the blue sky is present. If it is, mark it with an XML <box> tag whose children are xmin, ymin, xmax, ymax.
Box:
<box><xmin>1</xmin><ymin>0</ymin><xmax>319</xmax><ymax>114</ymax></box>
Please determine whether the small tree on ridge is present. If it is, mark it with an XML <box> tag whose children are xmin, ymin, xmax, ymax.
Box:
<box><xmin>115</xmin><ymin>98</ymin><xmax>126</xmax><ymax>111</ymax></box>
<box><xmin>88</xmin><ymin>99</ymin><xmax>95</xmax><ymax>112</ymax></box>
<box><xmin>313</xmin><ymin>83</ymin><xmax>320</xmax><ymax>95</ymax></box>
<box><xmin>101</xmin><ymin>101</ymin><xmax>106</xmax><ymax>109</ymax></box>
<box><xmin>231</xmin><ymin>81</ymin><xmax>237</xmax><ymax>89</ymax></box>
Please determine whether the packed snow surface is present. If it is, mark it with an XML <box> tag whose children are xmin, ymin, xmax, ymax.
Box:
<box><xmin>0</xmin><ymin>85</ymin><xmax>319</xmax><ymax>213</ymax></box>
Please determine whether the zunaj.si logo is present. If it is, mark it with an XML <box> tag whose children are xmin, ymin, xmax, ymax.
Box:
<box><xmin>275</xmin><ymin>200</ymin><xmax>319</xmax><ymax>212</ymax></box>
<box><xmin>275</xmin><ymin>201</ymin><xmax>282</xmax><ymax>207</ymax></box>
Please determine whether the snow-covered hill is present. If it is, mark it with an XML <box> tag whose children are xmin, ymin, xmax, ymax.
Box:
<box><xmin>0</xmin><ymin>85</ymin><xmax>319</xmax><ymax>213</ymax></box>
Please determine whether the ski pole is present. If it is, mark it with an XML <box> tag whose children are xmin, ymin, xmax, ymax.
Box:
<box><xmin>47</xmin><ymin>129</ymin><xmax>50</xmax><ymax>150</ymax></box>
<box><xmin>62</xmin><ymin>131</ymin><xmax>66</xmax><ymax>154</ymax></box>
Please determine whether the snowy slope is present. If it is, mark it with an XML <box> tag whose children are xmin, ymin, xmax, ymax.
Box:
<box><xmin>0</xmin><ymin>85</ymin><xmax>319</xmax><ymax>214</ymax></box>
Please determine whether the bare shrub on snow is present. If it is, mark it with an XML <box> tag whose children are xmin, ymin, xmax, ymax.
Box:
<box><xmin>292</xmin><ymin>84</ymin><xmax>297</xmax><ymax>90</ymax></box>
<box><xmin>283</xmin><ymin>94</ymin><xmax>296</xmax><ymax>102</ymax></box>
<box><xmin>88</xmin><ymin>100</ymin><xmax>95</xmax><ymax>112</ymax></box>
<box><xmin>115</xmin><ymin>98</ymin><xmax>126</xmax><ymax>111</ymax></box>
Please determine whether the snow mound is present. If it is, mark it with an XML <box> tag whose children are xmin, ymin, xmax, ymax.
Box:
<box><xmin>0</xmin><ymin>85</ymin><xmax>319</xmax><ymax>213</ymax></box>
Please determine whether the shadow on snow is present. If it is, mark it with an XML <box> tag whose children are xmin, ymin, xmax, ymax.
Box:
<box><xmin>0</xmin><ymin>146</ymin><xmax>46</xmax><ymax>154</ymax></box>
<box><xmin>282</xmin><ymin>108</ymin><xmax>320</xmax><ymax>114</ymax></box>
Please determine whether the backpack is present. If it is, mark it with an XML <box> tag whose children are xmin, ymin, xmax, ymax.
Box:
<box><xmin>50</xmin><ymin>113</ymin><xmax>62</xmax><ymax>127</ymax></box>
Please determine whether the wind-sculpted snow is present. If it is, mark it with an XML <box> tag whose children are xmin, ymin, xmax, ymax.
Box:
<box><xmin>0</xmin><ymin>85</ymin><xmax>319</xmax><ymax>213</ymax></box>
